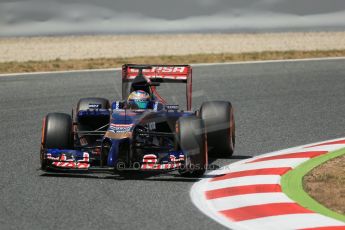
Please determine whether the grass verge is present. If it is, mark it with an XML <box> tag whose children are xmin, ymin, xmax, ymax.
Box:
<box><xmin>304</xmin><ymin>153</ymin><xmax>345</xmax><ymax>216</ymax></box>
<box><xmin>1</xmin><ymin>50</ymin><xmax>345</xmax><ymax>74</ymax></box>
<box><xmin>281</xmin><ymin>148</ymin><xmax>345</xmax><ymax>223</ymax></box>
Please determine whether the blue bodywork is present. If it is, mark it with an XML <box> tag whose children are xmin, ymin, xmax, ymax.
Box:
<box><xmin>45</xmin><ymin>102</ymin><xmax>194</xmax><ymax>171</ymax></box>
<box><xmin>104</xmin><ymin>103</ymin><xmax>194</xmax><ymax>167</ymax></box>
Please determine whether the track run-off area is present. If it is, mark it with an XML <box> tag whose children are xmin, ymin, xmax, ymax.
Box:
<box><xmin>1</xmin><ymin>58</ymin><xmax>345</xmax><ymax>229</ymax></box>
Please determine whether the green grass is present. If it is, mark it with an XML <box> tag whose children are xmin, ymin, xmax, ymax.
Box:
<box><xmin>281</xmin><ymin>148</ymin><xmax>345</xmax><ymax>223</ymax></box>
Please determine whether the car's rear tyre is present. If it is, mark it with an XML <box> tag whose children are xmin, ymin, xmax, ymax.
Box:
<box><xmin>77</xmin><ymin>97</ymin><xmax>110</xmax><ymax>112</ymax></box>
<box><xmin>177</xmin><ymin>116</ymin><xmax>207</xmax><ymax>177</ymax></box>
<box><xmin>40</xmin><ymin>113</ymin><xmax>73</xmax><ymax>169</ymax></box>
<box><xmin>200</xmin><ymin>101</ymin><xmax>235</xmax><ymax>157</ymax></box>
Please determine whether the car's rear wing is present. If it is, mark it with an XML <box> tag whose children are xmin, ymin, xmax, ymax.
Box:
<box><xmin>122</xmin><ymin>64</ymin><xmax>193</xmax><ymax>110</ymax></box>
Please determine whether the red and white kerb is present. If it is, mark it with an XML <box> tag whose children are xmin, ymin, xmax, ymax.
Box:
<box><xmin>191</xmin><ymin>138</ymin><xmax>345</xmax><ymax>230</ymax></box>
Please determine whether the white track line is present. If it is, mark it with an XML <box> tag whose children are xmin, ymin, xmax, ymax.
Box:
<box><xmin>1</xmin><ymin>56</ymin><xmax>344</xmax><ymax>77</ymax></box>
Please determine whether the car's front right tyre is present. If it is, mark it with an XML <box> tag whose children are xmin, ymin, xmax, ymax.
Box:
<box><xmin>177</xmin><ymin>116</ymin><xmax>207</xmax><ymax>177</ymax></box>
<box><xmin>40</xmin><ymin>113</ymin><xmax>73</xmax><ymax>170</ymax></box>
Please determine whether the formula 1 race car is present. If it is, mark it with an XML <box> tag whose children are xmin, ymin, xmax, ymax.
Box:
<box><xmin>40</xmin><ymin>64</ymin><xmax>235</xmax><ymax>177</ymax></box>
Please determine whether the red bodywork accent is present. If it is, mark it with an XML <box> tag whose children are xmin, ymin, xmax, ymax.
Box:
<box><xmin>49</xmin><ymin>152</ymin><xmax>90</xmax><ymax>169</ymax></box>
<box><xmin>187</xmin><ymin>68</ymin><xmax>192</xmax><ymax>111</ymax></box>
<box><xmin>141</xmin><ymin>154</ymin><xmax>184</xmax><ymax>170</ymax></box>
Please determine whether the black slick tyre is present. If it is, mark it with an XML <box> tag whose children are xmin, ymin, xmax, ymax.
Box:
<box><xmin>40</xmin><ymin>113</ymin><xmax>73</xmax><ymax>170</ymax></box>
<box><xmin>177</xmin><ymin>116</ymin><xmax>207</xmax><ymax>177</ymax></box>
<box><xmin>200</xmin><ymin>101</ymin><xmax>235</xmax><ymax>157</ymax></box>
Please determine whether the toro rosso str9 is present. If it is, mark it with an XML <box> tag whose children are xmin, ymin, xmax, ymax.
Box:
<box><xmin>40</xmin><ymin>64</ymin><xmax>235</xmax><ymax>177</ymax></box>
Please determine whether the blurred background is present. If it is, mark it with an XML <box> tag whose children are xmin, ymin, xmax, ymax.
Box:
<box><xmin>1</xmin><ymin>0</ymin><xmax>345</xmax><ymax>36</ymax></box>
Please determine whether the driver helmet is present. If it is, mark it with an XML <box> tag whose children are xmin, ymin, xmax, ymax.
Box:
<box><xmin>127</xmin><ymin>90</ymin><xmax>150</xmax><ymax>109</ymax></box>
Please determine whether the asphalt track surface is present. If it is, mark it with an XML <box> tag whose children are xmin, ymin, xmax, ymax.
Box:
<box><xmin>1</xmin><ymin>59</ymin><xmax>345</xmax><ymax>230</ymax></box>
